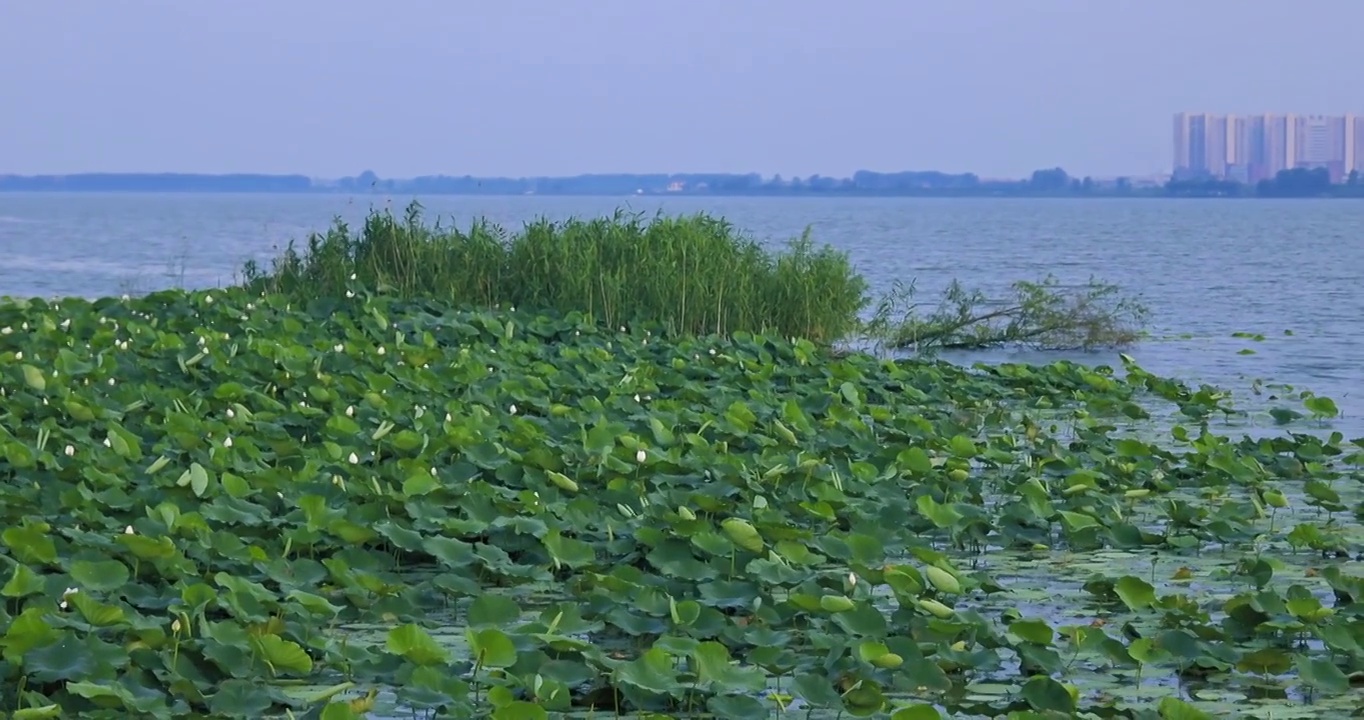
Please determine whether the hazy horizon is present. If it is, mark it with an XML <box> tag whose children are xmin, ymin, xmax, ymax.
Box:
<box><xmin>4</xmin><ymin>1</ymin><xmax>1362</xmax><ymax>180</ymax></box>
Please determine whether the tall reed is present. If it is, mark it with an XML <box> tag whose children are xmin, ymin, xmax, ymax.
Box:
<box><xmin>242</xmin><ymin>202</ymin><xmax>869</xmax><ymax>343</ymax></box>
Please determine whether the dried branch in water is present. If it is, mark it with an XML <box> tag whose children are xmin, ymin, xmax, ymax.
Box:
<box><xmin>866</xmin><ymin>275</ymin><xmax>1149</xmax><ymax>352</ymax></box>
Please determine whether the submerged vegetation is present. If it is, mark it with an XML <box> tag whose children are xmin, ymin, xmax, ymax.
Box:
<box><xmin>0</xmin><ymin>278</ymin><xmax>1362</xmax><ymax>718</ymax></box>
<box><xmin>241</xmin><ymin>203</ymin><xmax>1147</xmax><ymax>353</ymax></box>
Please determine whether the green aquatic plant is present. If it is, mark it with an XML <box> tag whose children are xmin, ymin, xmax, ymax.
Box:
<box><xmin>239</xmin><ymin>202</ymin><xmax>1150</xmax><ymax>354</ymax></box>
<box><xmin>240</xmin><ymin>203</ymin><xmax>869</xmax><ymax>345</ymax></box>
<box><xmin>0</xmin><ymin>283</ymin><xmax>1359</xmax><ymax>718</ymax></box>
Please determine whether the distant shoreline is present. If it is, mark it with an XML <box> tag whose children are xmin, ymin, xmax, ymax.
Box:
<box><xmin>0</xmin><ymin>169</ymin><xmax>1360</xmax><ymax>199</ymax></box>
<box><xmin>2</xmin><ymin>190</ymin><xmax>1357</xmax><ymax>200</ymax></box>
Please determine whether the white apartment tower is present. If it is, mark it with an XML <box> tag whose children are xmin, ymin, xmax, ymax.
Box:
<box><xmin>1174</xmin><ymin>112</ymin><xmax>1364</xmax><ymax>182</ymax></box>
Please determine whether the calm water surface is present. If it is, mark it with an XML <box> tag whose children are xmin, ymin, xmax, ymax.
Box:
<box><xmin>1</xmin><ymin>193</ymin><xmax>1360</xmax><ymax>436</ymax></box>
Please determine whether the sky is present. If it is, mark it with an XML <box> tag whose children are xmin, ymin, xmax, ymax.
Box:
<box><xmin>2</xmin><ymin>1</ymin><xmax>1361</xmax><ymax>180</ymax></box>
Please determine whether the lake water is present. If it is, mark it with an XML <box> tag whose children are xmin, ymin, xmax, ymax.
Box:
<box><xmin>1</xmin><ymin>192</ymin><xmax>1360</xmax><ymax>437</ymax></box>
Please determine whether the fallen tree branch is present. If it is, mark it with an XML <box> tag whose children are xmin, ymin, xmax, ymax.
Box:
<box><xmin>867</xmin><ymin>275</ymin><xmax>1148</xmax><ymax>352</ymax></box>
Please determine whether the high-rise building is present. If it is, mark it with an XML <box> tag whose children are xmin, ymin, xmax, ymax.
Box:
<box><xmin>1349</xmin><ymin>114</ymin><xmax>1364</xmax><ymax>180</ymax></box>
<box><xmin>1173</xmin><ymin>112</ymin><xmax>1364</xmax><ymax>182</ymax></box>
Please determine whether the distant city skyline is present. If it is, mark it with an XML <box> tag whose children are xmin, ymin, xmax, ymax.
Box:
<box><xmin>1173</xmin><ymin>112</ymin><xmax>1364</xmax><ymax>183</ymax></box>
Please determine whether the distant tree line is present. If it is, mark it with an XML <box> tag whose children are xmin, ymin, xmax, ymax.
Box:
<box><xmin>0</xmin><ymin>173</ymin><xmax>315</xmax><ymax>193</ymax></box>
<box><xmin>1165</xmin><ymin>167</ymin><xmax>1364</xmax><ymax>198</ymax></box>
<box><xmin>0</xmin><ymin>168</ymin><xmax>1155</xmax><ymax>196</ymax></box>
<box><xmin>1</xmin><ymin>167</ymin><xmax>1362</xmax><ymax>198</ymax></box>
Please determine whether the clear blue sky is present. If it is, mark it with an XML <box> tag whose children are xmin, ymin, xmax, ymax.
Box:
<box><xmin>3</xmin><ymin>1</ymin><xmax>1359</xmax><ymax>180</ymax></box>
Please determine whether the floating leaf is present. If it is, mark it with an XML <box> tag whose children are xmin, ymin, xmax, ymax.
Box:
<box><xmin>68</xmin><ymin>559</ymin><xmax>130</xmax><ymax>593</ymax></box>
<box><xmin>254</xmin><ymin>634</ymin><xmax>314</xmax><ymax>675</ymax></box>
<box><xmin>387</xmin><ymin>624</ymin><xmax>449</xmax><ymax>666</ymax></box>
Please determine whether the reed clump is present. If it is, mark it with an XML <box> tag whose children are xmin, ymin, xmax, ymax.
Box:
<box><xmin>241</xmin><ymin>201</ymin><xmax>869</xmax><ymax>343</ymax></box>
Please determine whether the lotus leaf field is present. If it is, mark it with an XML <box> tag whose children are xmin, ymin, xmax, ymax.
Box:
<box><xmin>3</xmin><ymin>284</ymin><xmax>1364</xmax><ymax>720</ymax></box>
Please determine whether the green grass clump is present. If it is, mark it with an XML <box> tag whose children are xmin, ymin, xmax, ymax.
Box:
<box><xmin>242</xmin><ymin>201</ymin><xmax>868</xmax><ymax>344</ymax></box>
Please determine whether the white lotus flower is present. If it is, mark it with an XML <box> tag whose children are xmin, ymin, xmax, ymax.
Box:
<box><xmin>348</xmin><ymin>452</ymin><xmax>359</xmax><ymax>464</ymax></box>
<box><xmin>103</xmin><ymin>437</ymin><xmax>111</xmax><ymax>447</ymax></box>
<box><xmin>709</xmin><ymin>349</ymin><xmax>716</xmax><ymax>356</ymax></box>
<box><xmin>64</xmin><ymin>445</ymin><xmax>74</xmax><ymax>457</ymax></box>
<box><xmin>14</xmin><ymin>351</ymin><xmax>21</xmax><ymax>360</ymax></box>
<box><xmin>124</xmin><ymin>525</ymin><xmax>135</xmax><ymax>535</ymax></box>
<box><xmin>205</xmin><ymin>294</ymin><xmax>214</xmax><ymax>304</ymax></box>
<box><xmin>172</xmin><ymin>618</ymin><xmax>182</xmax><ymax>633</ymax></box>
<box><xmin>346</xmin><ymin>291</ymin><xmax>355</xmax><ymax>298</ymax></box>
<box><xmin>349</xmin><ymin>273</ymin><xmax>357</xmax><ymax>281</ymax></box>
<box><xmin>0</xmin><ymin>327</ymin><xmax>10</xmax><ymax>335</ymax></box>
<box><xmin>60</xmin><ymin>319</ymin><xmax>71</xmax><ymax>330</ymax></box>
<box><xmin>636</xmin><ymin>449</ymin><xmax>647</xmax><ymax>463</ymax></box>
<box><xmin>445</xmin><ymin>413</ymin><xmax>452</xmax><ymax>422</ymax></box>
<box><xmin>634</xmin><ymin>394</ymin><xmax>641</xmax><ymax>402</ymax></box>
<box><xmin>334</xmin><ymin>344</ymin><xmax>344</xmax><ymax>352</ymax></box>
<box><xmin>227</xmin><ymin>408</ymin><xmax>235</xmax><ymax>419</ymax></box>
<box><xmin>377</xmin><ymin>346</ymin><xmax>385</xmax><ymax>355</ymax></box>
<box><xmin>223</xmin><ymin>436</ymin><xmax>233</xmax><ymax>448</ymax></box>
<box><xmin>346</xmin><ymin>405</ymin><xmax>354</xmax><ymax>417</ymax></box>
<box><xmin>108</xmin><ymin>378</ymin><xmax>115</xmax><ymax>386</ymax></box>
<box><xmin>509</xmin><ymin>404</ymin><xmax>517</xmax><ymax>414</ymax></box>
